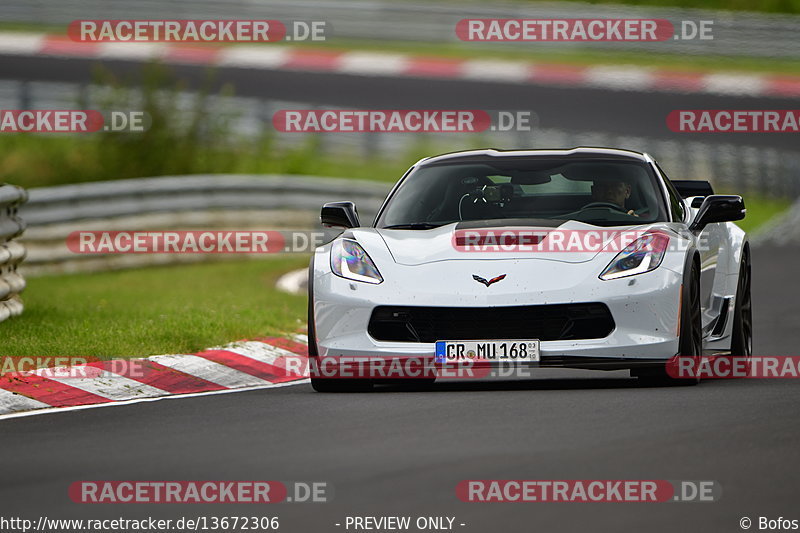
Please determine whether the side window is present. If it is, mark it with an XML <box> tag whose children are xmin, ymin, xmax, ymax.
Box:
<box><xmin>656</xmin><ymin>164</ymin><xmax>685</xmax><ymax>222</ymax></box>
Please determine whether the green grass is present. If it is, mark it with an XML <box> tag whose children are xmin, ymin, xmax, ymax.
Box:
<box><xmin>0</xmin><ymin>257</ymin><xmax>309</xmax><ymax>360</ymax></box>
<box><xmin>0</xmin><ymin>134</ymin><xmax>422</xmax><ymax>188</ymax></box>
<box><xmin>735</xmin><ymin>195</ymin><xmax>793</xmax><ymax>234</ymax></box>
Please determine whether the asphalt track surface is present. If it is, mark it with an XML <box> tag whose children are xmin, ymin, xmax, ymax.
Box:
<box><xmin>0</xmin><ymin>244</ymin><xmax>798</xmax><ymax>533</ymax></box>
<box><xmin>1</xmin><ymin>54</ymin><xmax>799</xmax><ymax>151</ymax></box>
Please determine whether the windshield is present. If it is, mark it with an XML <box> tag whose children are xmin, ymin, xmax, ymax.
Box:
<box><xmin>376</xmin><ymin>158</ymin><xmax>668</xmax><ymax>228</ymax></box>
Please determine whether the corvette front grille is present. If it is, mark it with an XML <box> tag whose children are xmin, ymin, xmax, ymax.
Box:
<box><xmin>368</xmin><ymin>303</ymin><xmax>615</xmax><ymax>343</ymax></box>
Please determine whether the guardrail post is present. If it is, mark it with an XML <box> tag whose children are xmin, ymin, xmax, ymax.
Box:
<box><xmin>18</xmin><ymin>80</ymin><xmax>31</xmax><ymax>110</ymax></box>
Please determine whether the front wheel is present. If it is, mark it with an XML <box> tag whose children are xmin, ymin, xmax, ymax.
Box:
<box><xmin>730</xmin><ymin>249</ymin><xmax>753</xmax><ymax>358</ymax></box>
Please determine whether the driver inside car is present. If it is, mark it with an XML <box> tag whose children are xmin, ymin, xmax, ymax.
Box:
<box><xmin>590</xmin><ymin>179</ymin><xmax>638</xmax><ymax>216</ymax></box>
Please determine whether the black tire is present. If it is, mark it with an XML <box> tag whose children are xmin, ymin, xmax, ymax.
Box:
<box><xmin>730</xmin><ymin>248</ymin><xmax>753</xmax><ymax>359</ymax></box>
<box><xmin>636</xmin><ymin>257</ymin><xmax>702</xmax><ymax>386</ymax></box>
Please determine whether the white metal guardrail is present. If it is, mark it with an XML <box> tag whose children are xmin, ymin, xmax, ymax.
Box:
<box><xmin>18</xmin><ymin>175</ymin><xmax>391</xmax><ymax>274</ymax></box>
<box><xmin>20</xmin><ymin>175</ymin><xmax>390</xmax><ymax>226</ymax></box>
<box><xmin>0</xmin><ymin>184</ymin><xmax>28</xmax><ymax>322</ymax></box>
<box><xmin>1</xmin><ymin>0</ymin><xmax>799</xmax><ymax>58</ymax></box>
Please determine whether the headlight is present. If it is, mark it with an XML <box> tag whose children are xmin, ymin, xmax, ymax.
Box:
<box><xmin>599</xmin><ymin>232</ymin><xmax>669</xmax><ymax>281</ymax></box>
<box><xmin>330</xmin><ymin>238</ymin><xmax>383</xmax><ymax>284</ymax></box>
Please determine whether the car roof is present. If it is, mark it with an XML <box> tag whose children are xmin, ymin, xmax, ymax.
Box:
<box><xmin>418</xmin><ymin>147</ymin><xmax>651</xmax><ymax>166</ymax></box>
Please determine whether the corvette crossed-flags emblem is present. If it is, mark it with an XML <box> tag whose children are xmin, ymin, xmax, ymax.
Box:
<box><xmin>472</xmin><ymin>274</ymin><xmax>506</xmax><ymax>287</ymax></box>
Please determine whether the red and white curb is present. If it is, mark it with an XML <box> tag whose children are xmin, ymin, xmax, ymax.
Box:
<box><xmin>0</xmin><ymin>335</ymin><xmax>309</xmax><ymax>419</ymax></box>
<box><xmin>1</xmin><ymin>32</ymin><xmax>798</xmax><ymax>98</ymax></box>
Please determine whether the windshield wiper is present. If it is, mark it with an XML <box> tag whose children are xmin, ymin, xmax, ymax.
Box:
<box><xmin>382</xmin><ymin>223</ymin><xmax>443</xmax><ymax>230</ymax></box>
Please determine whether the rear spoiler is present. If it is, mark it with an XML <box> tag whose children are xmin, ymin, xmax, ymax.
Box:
<box><xmin>671</xmin><ymin>180</ymin><xmax>715</xmax><ymax>199</ymax></box>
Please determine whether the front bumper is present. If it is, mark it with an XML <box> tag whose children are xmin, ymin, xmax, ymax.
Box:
<box><xmin>312</xmin><ymin>254</ymin><xmax>682</xmax><ymax>367</ymax></box>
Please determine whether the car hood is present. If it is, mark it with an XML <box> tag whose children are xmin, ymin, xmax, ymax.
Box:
<box><xmin>365</xmin><ymin>220</ymin><xmax>656</xmax><ymax>266</ymax></box>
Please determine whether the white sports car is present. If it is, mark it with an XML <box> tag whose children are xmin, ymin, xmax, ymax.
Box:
<box><xmin>308</xmin><ymin>148</ymin><xmax>751</xmax><ymax>391</ymax></box>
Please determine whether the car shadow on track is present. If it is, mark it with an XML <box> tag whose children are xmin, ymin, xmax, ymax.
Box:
<box><xmin>365</xmin><ymin>377</ymin><xmax>685</xmax><ymax>393</ymax></box>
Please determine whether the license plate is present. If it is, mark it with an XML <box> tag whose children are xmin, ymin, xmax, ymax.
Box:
<box><xmin>435</xmin><ymin>340</ymin><xmax>540</xmax><ymax>364</ymax></box>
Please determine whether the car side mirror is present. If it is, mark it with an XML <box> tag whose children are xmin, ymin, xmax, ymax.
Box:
<box><xmin>689</xmin><ymin>195</ymin><xmax>745</xmax><ymax>232</ymax></box>
<box><xmin>321</xmin><ymin>201</ymin><xmax>360</xmax><ymax>228</ymax></box>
